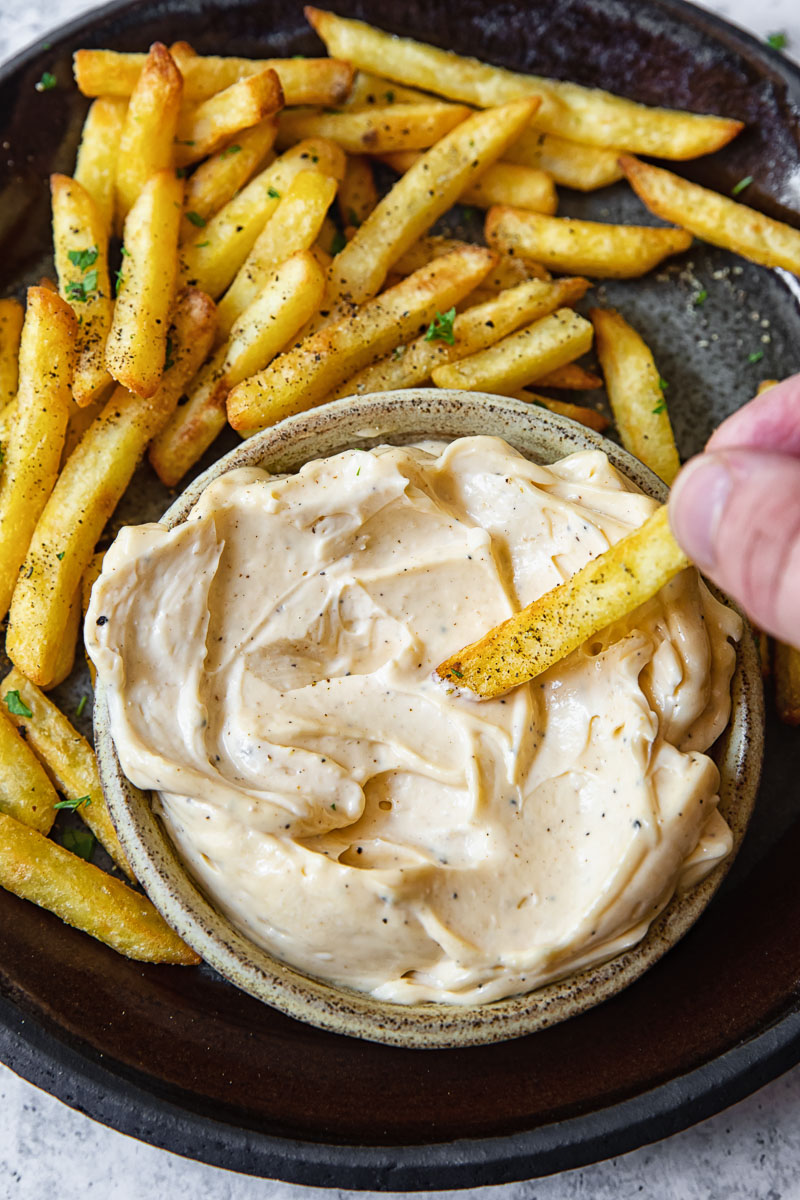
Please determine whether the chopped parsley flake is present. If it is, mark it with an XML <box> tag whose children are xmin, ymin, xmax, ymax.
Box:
<box><xmin>220</xmin><ymin>143</ymin><xmax>242</xmax><ymax>158</ymax></box>
<box><xmin>56</xmin><ymin>551</ymin><xmax>65</xmax><ymax>560</ymax></box>
<box><xmin>194</xmin><ymin>239</ymin><xmax>209</xmax><ymax>248</ymax></box>
<box><xmin>54</xmin><ymin>795</ymin><xmax>92</xmax><ymax>811</ymax></box>
<box><xmin>36</xmin><ymin>71</ymin><xmax>56</xmax><ymax>92</ymax></box>
<box><xmin>766</xmin><ymin>32</ymin><xmax>788</xmax><ymax>51</ymax></box>
<box><xmin>164</xmin><ymin>336</ymin><xmax>175</xmax><ymax>372</ymax></box>
<box><xmin>120</xmin><ymin>245</ymin><xmax>131</xmax><ymax>257</ymax></box>
<box><xmin>61</xmin><ymin>827</ymin><xmax>95</xmax><ymax>861</ymax></box>
<box><xmin>267</xmin><ymin>186</ymin><xmax>281</xmax><ymax>199</ymax></box>
<box><xmin>747</xmin><ymin>349</ymin><xmax>764</xmax><ymax>364</ymax></box>
<box><xmin>76</xmin><ymin>695</ymin><xmax>88</xmax><ymax>718</ymax></box>
<box><xmin>693</xmin><ymin>289</ymin><xmax>708</xmax><ymax>306</ymax></box>
<box><xmin>174</xmin><ymin>137</ymin><xmax>195</xmax><ymax>146</ymax></box>
<box><xmin>731</xmin><ymin>175</ymin><xmax>754</xmax><ymax>196</ymax></box>
<box><xmin>4</xmin><ymin>690</ymin><xmax>32</xmax><ymax>718</ymax></box>
<box><xmin>424</xmin><ymin>307</ymin><xmax>456</xmax><ymax>345</ymax></box>
<box><xmin>658</xmin><ymin>376</ymin><xmax>669</xmax><ymax>392</ymax></box>
<box><xmin>652</xmin><ymin>400</ymin><xmax>667</xmax><ymax>414</ymax></box>
<box><xmin>185</xmin><ymin>211</ymin><xmax>206</xmax><ymax>227</ymax></box>
<box><xmin>65</xmin><ymin>268</ymin><xmax>98</xmax><ymax>303</ymax></box>
<box><xmin>68</xmin><ymin>246</ymin><xmax>98</xmax><ymax>272</ymax></box>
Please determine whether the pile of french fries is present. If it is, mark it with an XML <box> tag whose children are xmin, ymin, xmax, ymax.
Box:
<box><xmin>0</xmin><ymin>9</ymin><xmax>797</xmax><ymax>965</ymax></box>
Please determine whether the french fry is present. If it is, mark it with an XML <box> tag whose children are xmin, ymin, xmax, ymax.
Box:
<box><xmin>82</xmin><ymin>552</ymin><xmax>105</xmax><ymax>687</ymax></box>
<box><xmin>469</xmin><ymin>252</ymin><xmax>550</xmax><ymax>290</ymax></box>
<box><xmin>0</xmin><ymin>812</ymin><xmax>199</xmax><ymax>964</ymax></box>
<box><xmin>307</xmin><ymin>8</ymin><xmax>743</xmax><ymax>158</ymax></box>
<box><xmin>216</xmin><ymin>170</ymin><xmax>338</xmax><ymax>338</ymax></box>
<box><xmin>591</xmin><ymin>308</ymin><xmax>680</xmax><ymax>485</ymax></box>
<box><xmin>49</xmin><ymin>587</ymin><xmax>82</xmax><ymax>690</ymax></box>
<box><xmin>63</xmin><ymin>389</ymin><xmax>110</xmax><ymax>461</ymax></box>
<box><xmin>331</xmin><ymin>276</ymin><xmax>589</xmax><ymax>398</ymax></box>
<box><xmin>276</xmin><ymin>102</ymin><xmax>470</xmax><ymax>155</ymax></box>
<box><xmin>0</xmin><ymin>298</ymin><xmax>23</xmax><ymax>409</ymax></box>
<box><xmin>503</xmin><ymin>128</ymin><xmax>624</xmax><ymax>191</ymax></box>
<box><xmin>380</xmin><ymin>151</ymin><xmax>557</xmax><ymax>214</ymax></box>
<box><xmin>174</xmin><ymin>68</ymin><xmax>284</xmax><ymax>166</ymax></box>
<box><xmin>775</xmin><ymin>642</ymin><xmax>800</xmax><ymax>725</ymax></box>
<box><xmin>1</xmin><ymin>667</ymin><xmax>131</xmax><ymax>875</ymax></box>
<box><xmin>151</xmin><ymin>251</ymin><xmax>325</xmax><ymax>486</ymax></box>
<box><xmin>181</xmin><ymin>118</ymin><xmax>278</xmax><ymax>237</ymax></box>
<box><xmin>180</xmin><ymin>138</ymin><xmax>345</xmax><ymax>297</ymax></box>
<box><xmin>0</xmin><ymin>288</ymin><xmax>77</xmax><ymax>621</ymax></box>
<box><xmin>436</xmin><ymin>504</ymin><xmax>688</xmax><ymax>697</ymax></box>
<box><xmin>114</xmin><ymin>43</ymin><xmax>183</xmax><ymax>229</ymax></box>
<box><xmin>338</xmin><ymin>155</ymin><xmax>378</xmax><ymax>231</ymax></box>
<box><xmin>534</xmin><ymin>363</ymin><xmax>602</xmax><ymax>390</ymax></box>
<box><xmin>0</xmin><ymin>708</ymin><xmax>58</xmax><ymax>835</ymax></box>
<box><xmin>74</xmin><ymin>48</ymin><xmax>354</xmax><ymax>106</ymax></box>
<box><xmin>486</xmin><ymin>206</ymin><xmax>692</xmax><ymax>278</ymax></box>
<box><xmin>228</xmin><ymin>244</ymin><xmax>495</xmax><ymax>433</ymax></box>
<box><xmin>51</xmin><ymin>174</ymin><xmax>113</xmax><ymax>406</ymax></box>
<box><xmin>620</xmin><ymin>156</ymin><xmax>800</xmax><ymax>275</ymax></box>
<box><xmin>432</xmin><ymin>307</ymin><xmax>593</xmax><ymax>394</ymax></box>
<box><xmin>343</xmin><ymin>70</ymin><xmax>433</xmax><ymax>109</ymax></box>
<box><xmin>106</xmin><ymin>171</ymin><xmax>183</xmax><ymax>398</ymax></box>
<box><xmin>7</xmin><ymin>290</ymin><xmax>215</xmax><ymax>690</ymax></box>
<box><xmin>514</xmin><ymin>390</ymin><xmax>609</xmax><ymax>432</ymax></box>
<box><xmin>74</xmin><ymin>95</ymin><xmax>127</xmax><ymax>236</ymax></box>
<box><xmin>326</xmin><ymin>98</ymin><xmax>539</xmax><ymax>307</ymax></box>
<box><xmin>391</xmin><ymin>236</ymin><xmax>476</xmax><ymax>276</ymax></box>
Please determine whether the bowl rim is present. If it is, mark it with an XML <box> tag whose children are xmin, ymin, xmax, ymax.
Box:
<box><xmin>94</xmin><ymin>389</ymin><xmax>764</xmax><ymax>1049</ymax></box>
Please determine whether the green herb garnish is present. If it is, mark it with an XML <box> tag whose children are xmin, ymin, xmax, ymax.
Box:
<box><xmin>450</xmin><ymin>668</ymin><xmax>463</xmax><ymax>679</ymax></box>
<box><xmin>424</xmin><ymin>307</ymin><xmax>456</xmax><ymax>345</ymax></box>
<box><xmin>747</xmin><ymin>349</ymin><xmax>764</xmax><ymax>364</ymax></box>
<box><xmin>766</xmin><ymin>32</ymin><xmax>788</xmax><ymax>51</ymax></box>
<box><xmin>76</xmin><ymin>695</ymin><xmax>88</xmax><ymax>718</ymax></box>
<box><xmin>68</xmin><ymin>246</ymin><xmax>98</xmax><ymax>272</ymax></box>
<box><xmin>658</xmin><ymin>376</ymin><xmax>669</xmax><ymax>392</ymax></box>
<box><xmin>693</xmin><ymin>289</ymin><xmax>708</xmax><ymax>306</ymax></box>
<box><xmin>54</xmin><ymin>795</ymin><xmax>92</xmax><ymax>811</ymax></box>
<box><xmin>174</xmin><ymin>138</ymin><xmax>195</xmax><ymax>146</ymax></box>
<box><xmin>56</xmin><ymin>551</ymin><xmax>65</xmax><ymax>560</ymax></box>
<box><xmin>65</xmin><ymin>268</ymin><xmax>98</xmax><ymax>304</ymax></box>
<box><xmin>267</xmin><ymin>186</ymin><xmax>281</xmax><ymax>199</ymax></box>
<box><xmin>35</xmin><ymin>71</ymin><xmax>56</xmax><ymax>92</ymax></box>
<box><xmin>164</xmin><ymin>336</ymin><xmax>175</xmax><ymax>372</ymax></box>
<box><xmin>61</xmin><ymin>827</ymin><xmax>95</xmax><ymax>861</ymax></box>
<box><xmin>220</xmin><ymin>143</ymin><xmax>242</xmax><ymax>158</ymax></box>
<box><xmin>4</xmin><ymin>690</ymin><xmax>32</xmax><ymax>718</ymax></box>
<box><xmin>185</xmin><ymin>211</ymin><xmax>206</xmax><ymax>227</ymax></box>
<box><xmin>652</xmin><ymin>400</ymin><xmax>667</xmax><ymax>414</ymax></box>
<box><xmin>731</xmin><ymin>175</ymin><xmax>754</xmax><ymax>196</ymax></box>
<box><xmin>384</xmin><ymin>90</ymin><xmax>395</xmax><ymax>103</ymax></box>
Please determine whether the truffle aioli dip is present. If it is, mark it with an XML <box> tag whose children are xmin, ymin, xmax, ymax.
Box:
<box><xmin>87</xmin><ymin>436</ymin><xmax>740</xmax><ymax>1005</ymax></box>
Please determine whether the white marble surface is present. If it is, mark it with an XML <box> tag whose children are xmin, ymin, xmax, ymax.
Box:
<box><xmin>2</xmin><ymin>0</ymin><xmax>800</xmax><ymax>1196</ymax></box>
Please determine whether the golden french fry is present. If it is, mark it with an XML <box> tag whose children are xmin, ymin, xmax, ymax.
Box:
<box><xmin>326</xmin><ymin>98</ymin><xmax>539</xmax><ymax>308</ymax></box>
<box><xmin>74</xmin><ymin>95</ymin><xmax>127</xmax><ymax>236</ymax></box>
<box><xmin>620</xmin><ymin>155</ymin><xmax>800</xmax><ymax>275</ymax></box>
<box><xmin>228</xmin><ymin>243</ymin><xmax>495</xmax><ymax>433</ymax></box>
<box><xmin>757</xmin><ymin>379</ymin><xmax>779</xmax><ymax>395</ymax></box>
<box><xmin>591</xmin><ymin>307</ymin><xmax>680</xmax><ymax>485</ymax></box>
<box><xmin>151</xmin><ymin>251</ymin><xmax>325</xmax><ymax>486</ymax></box>
<box><xmin>277</xmin><ymin>101</ymin><xmax>470</xmax><ymax>155</ymax></box>
<box><xmin>775</xmin><ymin>642</ymin><xmax>800</xmax><ymax>725</ymax></box>
<box><xmin>179</xmin><ymin>138</ymin><xmax>345</xmax><ymax>297</ymax></box>
<box><xmin>216</xmin><ymin>170</ymin><xmax>338</xmax><ymax>338</ymax></box>
<box><xmin>181</xmin><ymin>118</ymin><xmax>278</xmax><ymax>237</ymax></box>
<box><xmin>63</xmin><ymin>389</ymin><xmax>110</xmax><ymax>461</ymax></box>
<box><xmin>82</xmin><ymin>552</ymin><xmax>105</xmax><ymax>687</ymax></box>
<box><xmin>503</xmin><ymin>128</ymin><xmax>624</xmax><ymax>191</ymax></box>
<box><xmin>0</xmin><ymin>289</ymin><xmax>77</xmax><ymax>621</ymax></box>
<box><xmin>332</xmin><ymin>276</ymin><xmax>589</xmax><ymax>398</ymax></box>
<box><xmin>307</xmin><ymin>8</ymin><xmax>743</xmax><ymax>158</ymax></box>
<box><xmin>0</xmin><ymin>298</ymin><xmax>23</xmax><ymax>409</ymax></box>
<box><xmin>74</xmin><ymin>48</ymin><xmax>354</xmax><ymax>106</ymax></box>
<box><xmin>436</xmin><ymin>505</ymin><xmax>688</xmax><ymax>697</ymax></box>
<box><xmin>432</xmin><ymin>307</ymin><xmax>593</xmax><ymax>393</ymax></box>
<box><xmin>175</xmin><ymin>68</ymin><xmax>284</xmax><ymax>166</ymax></box>
<box><xmin>0</xmin><ymin>811</ymin><xmax>199</xmax><ymax>963</ymax></box>
<box><xmin>51</xmin><ymin>174</ymin><xmax>113</xmax><ymax>406</ymax></box>
<box><xmin>48</xmin><ymin>587</ymin><xmax>82</xmax><ymax>690</ymax></box>
<box><xmin>114</xmin><ymin>43</ymin><xmax>183</xmax><ymax>229</ymax></box>
<box><xmin>0</xmin><ymin>707</ymin><xmax>58</xmax><ymax>835</ymax></box>
<box><xmin>1</xmin><ymin>667</ymin><xmax>131</xmax><ymax>875</ymax></box>
<box><xmin>514</xmin><ymin>390</ymin><xmax>609</xmax><ymax>432</ymax></box>
<box><xmin>469</xmin><ymin>252</ymin><xmax>550</xmax><ymax>290</ymax></box>
<box><xmin>534</xmin><ymin>363</ymin><xmax>603</xmax><ymax>390</ymax></box>
<box><xmin>343</xmin><ymin>70</ymin><xmax>433</xmax><ymax>109</ymax></box>
<box><xmin>7</xmin><ymin>290</ymin><xmax>215</xmax><ymax>690</ymax></box>
<box><xmin>106</xmin><ymin>171</ymin><xmax>183</xmax><ymax>398</ymax></box>
<box><xmin>338</xmin><ymin>155</ymin><xmax>378</xmax><ymax>231</ymax></box>
<box><xmin>390</xmin><ymin>236</ymin><xmax>476</xmax><ymax>276</ymax></box>
<box><xmin>486</xmin><ymin>206</ymin><xmax>692</xmax><ymax>278</ymax></box>
<box><xmin>380</xmin><ymin>151</ymin><xmax>557</xmax><ymax>214</ymax></box>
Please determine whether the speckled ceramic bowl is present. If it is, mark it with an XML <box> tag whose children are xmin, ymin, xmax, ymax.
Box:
<box><xmin>94</xmin><ymin>390</ymin><xmax>763</xmax><ymax>1049</ymax></box>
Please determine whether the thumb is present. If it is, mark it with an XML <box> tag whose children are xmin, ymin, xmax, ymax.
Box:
<box><xmin>668</xmin><ymin>447</ymin><xmax>800</xmax><ymax>647</ymax></box>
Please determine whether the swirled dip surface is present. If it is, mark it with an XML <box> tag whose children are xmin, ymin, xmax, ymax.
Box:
<box><xmin>87</xmin><ymin>436</ymin><xmax>740</xmax><ymax>1005</ymax></box>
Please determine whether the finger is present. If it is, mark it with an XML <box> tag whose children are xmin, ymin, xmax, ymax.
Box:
<box><xmin>668</xmin><ymin>447</ymin><xmax>800</xmax><ymax>647</ymax></box>
<box><xmin>707</xmin><ymin>374</ymin><xmax>800</xmax><ymax>456</ymax></box>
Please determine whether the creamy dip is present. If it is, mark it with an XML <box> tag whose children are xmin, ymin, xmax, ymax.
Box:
<box><xmin>87</xmin><ymin>436</ymin><xmax>740</xmax><ymax>1005</ymax></box>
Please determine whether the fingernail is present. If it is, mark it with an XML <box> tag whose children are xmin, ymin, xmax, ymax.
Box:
<box><xmin>669</xmin><ymin>453</ymin><xmax>733</xmax><ymax>572</ymax></box>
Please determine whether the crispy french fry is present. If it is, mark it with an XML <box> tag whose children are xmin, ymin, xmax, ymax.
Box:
<box><xmin>0</xmin><ymin>811</ymin><xmax>199</xmax><ymax>963</ymax></box>
<box><xmin>469</xmin><ymin>252</ymin><xmax>550</xmax><ymax>290</ymax></box>
<box><xmin>380</xmin><ymin>151</ymin><xmax>557</xmax><ymax>214</ymax></box>
<box><xmin>0</xmin><ymin>708</ymin><xmax>58</xmax><ymax>835</ymax></box>
<box><xmin>307</xmin><ymin>8</ymin><xmax>743</xmax><ymax>158</ymax></box>
<box><xmin>0</xmin><ymin>289</ymin><xmax>77</xmax><ymax>621</ymax></box>
<box><xmin>180</xmin><ymin>138</ymin><xmax>345</xmax><ymax>297</ymax></box>
<box><xmin>316</xmin><ymin>214</ymin><xmax>341</xmax><ymax>258</ymax></box>
<box><xmin>277</xmin><ymin>102</ymin><xmax>470</xmax><ymax>155</ymax></box>
<box><xmin>114</xmin><ymin>43</ymin><xmax>183</xmax><ymax>229</ymax></box>
<box><xmin>436</xmin><ymin>504</ymin><xmax>688</xmax><ymax>697</ymax></box>
<box><xmin>0</xmin><ymin>298</ymin><xmax>23</xmax><ymax>409</ymax></box>
<box><xmin>7</xmin><ymin>290</ymin><xmax>215</xmax><ymax>690</ymax></box>
<box><xmin>620</xmin><ymin>156</ymin><xmax>800</xmax><ymax>275</ymax></box>
<box><xmin>534</xmin><ymin>363</ymin><xmax>602</xmax><ymax>390</ymax></box>
<box><xmin>338</xmin><ymin>155</ymin><xmax>378</xmax><ymax>231</ymax></box>
<box><xmin>228</xmin><ymin>243</ymin><xmax>495</xmax><ymax>433</ymax></box>
<box><xmin>175</xmin><ymin>68</ymin><xmax>284</xmax><ymax>166</ymax></box>
<box><xmin>343</xmin><ymin>70</ymin><xmax>433</xmax><ymax>109</ymax></box>
<box><xmin>74</xmin><ymin>95</ymin><xmax>127</xmax><ymax>236</ymax></box>
<box><xmin>106</xmin><ymin>171</ymin><xmax>183</xmax><ymax>398</ymax></box>
<box><xmin>331</xmin><ymin>275</ymin><xmax>589</xmax><ymax>398</ymax></box>
<box><xmin>63</xmin><ymin>389</ymin><xmax>110</xmax><ymax>461</ymax></box>
<box><xmin>1</xmin><ymin>667</ymin><xmax>131</xmax><ymax>875</ymax></box>
<box><xmin>591</xmin><ymin>308</ymin><xmax>680</xmax><ymax>485</ymax></box>
<box><xmin>49</xmin><ymin>587</ymin><xmax>82</xmax><ymax>690</ymax></box>
<box><xmin>51</xmin><ymin>174</ymin><xmax>113</xmax><ymax>406</ymax></box>
<box><xmin>486</xmin><ymin>206</ymin><xmax>692</xmax><ymax>278</ymax></box>
<box><xmin>775</xmin><ymin>643</ymin><xmax>800</xmax><ymax>725</ymax></box>
<box><xmin>390</xmin><ymin>236</ymin><xmax>476</xmax><ymax>276</ymax></box>
<box><xmin>151</xmin><ymin>251</ymin><xmax>325</xmax><ymax>486</ymax></box>
<box><xmin>82</xmin><ymin>552</ymin><xmax>105</xmax><ymax>687</ymax></box>
<box><xmin>181</xmin><ymin>118</ymin><xmax>278</xmax><ymax>237</ymax></box>
<box><xmin>216</xmin><ymin>170</ymin><xmax>338</xmax><ymax>338</ymax></box>
<box><xmin>432</xmin><ymin>307</ymin><xmax>593</xmax><ymax>394</ymax></box>
<box><xmin>757</xmin><ymin>379</ymin><xmax>779</xmax><ymax>395</ymax></box>
<box><xmin>326</xmin><ymin>98</ymin><xmax>538</xmax><ymax>307</ymax></box>
<box><xmin>74</xmin><ymin>49</ymin><xmax>354</xmax><ymax>106</ymax></box>
<box><xmin>514</xmin><ymin>390</ymin><xmax>609</xmax><ymax>432</ymax></box>
<box><xmin>503</xmin><ymin>128</ymin><xmax>624</xmax><ymax>191</ymax></box>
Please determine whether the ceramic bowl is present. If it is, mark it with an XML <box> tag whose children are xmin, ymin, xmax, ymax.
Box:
<box><xmin>94</xmin><ymin>390</ymin><xmax>763</xmax><ymax>1049</ymax></box>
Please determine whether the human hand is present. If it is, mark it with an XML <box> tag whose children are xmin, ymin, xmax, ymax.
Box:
<box><xmin>668</xmin><ymin>376</ymin><xmax>800</xmax><ymax>648</ymax></box>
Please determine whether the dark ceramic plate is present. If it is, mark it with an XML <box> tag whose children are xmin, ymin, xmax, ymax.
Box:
<box><xmin>1</xmin><ymin>0</ymin><xmax>799</xmax><ymax>1188</ymax></box>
